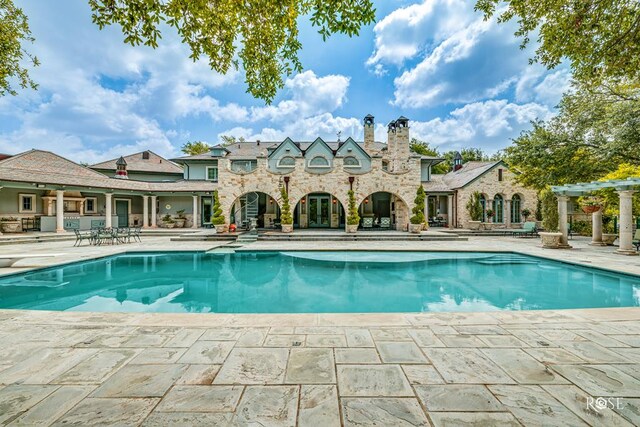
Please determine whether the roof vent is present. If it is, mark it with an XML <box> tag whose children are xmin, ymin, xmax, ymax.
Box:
<box><xmin>142</xmin><ymin>151</ymin><xmax>150</xmax><ymax>160</ymax></box>
<box><xmin>257</xmin><ymin>140</ymin><xmax>260</xmax><ymax>146</ymax></box>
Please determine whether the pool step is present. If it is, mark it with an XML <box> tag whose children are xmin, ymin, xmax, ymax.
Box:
<box><xmin>257</xmin><ymin>232</ymin><xmax>466</xmax><ymax>242</ymax></box>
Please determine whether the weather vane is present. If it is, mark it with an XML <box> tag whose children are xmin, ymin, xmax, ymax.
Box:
<box><xmin>336</xmin><ymin>130</ymin><xmax>342</xmax><ymax>142</ymax></box>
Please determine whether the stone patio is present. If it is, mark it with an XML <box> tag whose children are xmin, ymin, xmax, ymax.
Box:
<box><xmin>0</xmin><ymin>235</ymin><xmax>638</xmax><ymax>425</ymax></box>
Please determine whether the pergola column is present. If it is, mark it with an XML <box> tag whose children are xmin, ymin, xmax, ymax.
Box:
<box><xmin>105</xmin><ymin>193</ymin><xmax>113</xmax><ymax>228</ymax></box>
<box><xmin>616</xmin><ymin>190</ymin><xmax>637</xmax><ymax>255</ymax></box>
<box><xmin>192</xmin><ymin>195</ymin><xmax>199</xmax><ymax>228</ymax></box>
<box><xmin>447</xmin><ymin>194</ymin><xmax>454</xmax><ymax>227</ymax></box>
<box><xmin>55</xmin><ymin>190</ymin><xmax>65</xmax><ymax>233</ymax></box>
<box><xmin>142</xmin><ymin>195</ymin><xmax>149</xmax><ymax>228</ymax></box>
<box><xmin>557</xmin><ymin>195</ymin><xmax>572</xmax><ymax>248</ymax></box>
<box><xmin>590</xmin><ymin>208</ymin><xmax>606</xmax><ymax>246</ymax></box>
<box><xmin>151</xmin><ymin>195</ymin><xmax>157</xmax><ymax>227</ymax></box>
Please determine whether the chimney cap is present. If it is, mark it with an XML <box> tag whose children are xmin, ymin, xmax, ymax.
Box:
<box><xmin>454</xmin><ymin>151</ymin><xmax>462</xmax><ymax>160</ymax></box>
<box><xmin>364</xmin><ymin>114</ymin><xmax>374</xmax><ymax>119</ymax></box>
<box><xmin>116</xmin><ymin>156</ymin><xmax>127</xmax><ymax>166</ymax></box>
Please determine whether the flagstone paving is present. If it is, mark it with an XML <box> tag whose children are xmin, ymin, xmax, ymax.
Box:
<box><xmin>0</xmin><ymin>307</ymin><xmax>637</xmax><ymax>425</ymax></box>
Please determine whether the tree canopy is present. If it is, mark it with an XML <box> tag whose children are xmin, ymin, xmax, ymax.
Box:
<box><xmin>410</xmin><ymin>138</ymin><xmax>501</xmax><ymax>174</ymax></box>
<box><xmin>475</xmin><ymin>0</ymin><xmax>640</xmax><ymax>87</ymax></box>
<box><xmin>503</xmin><ymin>81</ymin><xmax>640</xmax><ymax>190</ymax></box>
<box><xmin>0</xmin><ymin>0</ymin><xmax>38</xmax><ymax>96</ymax></box>
<box><xmin>181</xmin><ymin>141</ymin><xmax>212</xmax><ymax>155</ymax></box>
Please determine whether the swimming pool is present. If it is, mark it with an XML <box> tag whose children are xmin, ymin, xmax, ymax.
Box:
<box><xmin>0</xmin><ymin>251</ymin><xmax>638</xmax><ymax>313</ymax></box>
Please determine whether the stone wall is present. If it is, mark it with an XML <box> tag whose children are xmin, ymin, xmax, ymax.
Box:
<box><xmin>456</xmin><ymin>165</ymin><xmax>538</xmax><ymax>228</ymax></box>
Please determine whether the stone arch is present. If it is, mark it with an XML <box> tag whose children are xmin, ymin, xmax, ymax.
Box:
<box><xmin>492</xmin><ymin>193</ymin><xmax>505</xmax><ymax>223</ymax></box>
<box><xmin>357</xmin><ymin>191</ymin><xmax>410</xmax><ymax>231</ymax></box>
<box><xmin>227</xmin><ymin>190</ymin><xmax>282</xmax><ymax>229</ymax></box>
<box><xmin>510</xmin><ymin>193</ymin><xmax>524</xmax><ymax>223</ymax></box>
<box><xmin>293</xmin><ymin>191</ymin><xmax>346</xmax><ymax>229</ymax></box>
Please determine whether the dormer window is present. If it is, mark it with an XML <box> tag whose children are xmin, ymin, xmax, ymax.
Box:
<box><xmin>308</xmin><ymin>156</ymin><xmax>330</xmax><ymax>168</ymax></box>
<box><xmin>343</xmin><ymin>156</ymin><xmax>361</xmax><ymax>168</ymax></box>
<box><xmin>277</xmin><ymin>156</ymin><xmax>296</xmax><ymax>168</ymax></box>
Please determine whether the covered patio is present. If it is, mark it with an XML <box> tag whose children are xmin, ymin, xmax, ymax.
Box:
<box><xmin>552</xmin><ymin>177</ymin><xmax>639</xmax><ymax>255</ymax></box>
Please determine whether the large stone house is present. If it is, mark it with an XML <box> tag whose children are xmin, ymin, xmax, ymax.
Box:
<box><xmin>0</xmin><ymin>114</ymin><xmax>536</xmax><ymax>233</ymax></box>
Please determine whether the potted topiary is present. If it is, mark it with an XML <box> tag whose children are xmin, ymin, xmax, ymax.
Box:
<box><xmin>409</xmin><ymin>185</ymin><xmax>426</xmax><ymax>233</ymax></box>
<box><xmin>211</xmin><ymin>190</ymin><xmax>226</xmax><ymax>233</ymax></box>
<box><xmin>0</xmin><ymin>217</ymin><xmax>21</xmax><ymax>233</ymax></box>
<box><xmin>466</xmin><ymin>191</ymin><xmax>483</xmax><ymax>230</ymax></box>
<box><xmin>174</xmin><ymin>209</ymin><xmax>186</xmax><ymax>228</ymax></box>
<box><xmin>538</xmin><ymin>188</ymin><xmax>562</xmax><ymax>248</ymax></box>
<box><xmin>485</xmin><ymin>208</ymin><xmax>494</xmax><ymax>222</ymax></box>
<box><xmin>345</xmin><ymin>190</ymin><xmax>360</xmax><ymax>233</ymax></box>
<box><xmin>521</xmin><ymin>208</ymin><xmax>531</xmax><ymax>222</ymax></box>
<box><xmin>602</xmin><ymin>215</ymin><xmax>617</xmax><ymax>245</ymax></box>
<box><xmin>162</xmin><ymin>214</ymin><xmax>175</xmax><ymax>229</ymax></box>
<box><xmin>279</xmin><ymin>186</ymin><xmax>293</xmax><ymax>233</ymax></box>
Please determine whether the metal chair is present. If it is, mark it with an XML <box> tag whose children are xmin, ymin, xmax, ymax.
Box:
<box><xmin>73</xmin><ymin>229</ymin><xmax>93</xmax><ymax>246</ymax></box>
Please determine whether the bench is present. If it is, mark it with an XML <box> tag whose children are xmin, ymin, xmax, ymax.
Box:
<box><xmin>0</xmin><ymin>254</ymin><xmax>63</xmax><ymax>268</ymax></box>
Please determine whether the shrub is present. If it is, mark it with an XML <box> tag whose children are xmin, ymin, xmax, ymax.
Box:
<box><xmin>535</xmin><ymin>198</ymin><xmax>542</xmax><ymax>221</ymax></box>
<box><xmin>175</xmin><ymin>209</ymin><xmax>186</xmax><ymax>219</ymax></box>
<box><xmin>570</xmin><ymin>220</ymin><xmax>591</xmax><ymax>235</ymax></box>
<box><xmin>162</xmin><ymin>214</ymin><xmax>174</xmax><ymax>223</ymax></box>
<box><xmin>346</xmin><ymin>190</ymin><xmax>360</xmax><ymax>226</ymax></box>
<box><xmin>410</xmin><ymin>185</ymin><xmax>426</xmax><ymax>225</ymax></box>
<box><xmin>486</xmin><ymin>208</ymin><xmax>494</xmax><ymax>219</ymax></box>
<box><xmin>540</xmin><ymin>188</ymin><xmax>559</xmax><ymax>231</ymax></box>
<box><xmin>521</xmin><ymin>208</ymin><xmax>531</xmax><ymax>221</ymax></box>
<box><xmin>210</xmin><ymin>190</ymin><xmax>225</xmax><ymax>225</ymax></box>
<box><xmin>466</xmin><ymin>191</ymin><xmax>483</xmax><ymax>221</ymax></box>
<box><xmin>279</xmin><ymin>186</ymin><xmax>293</xmax><ymax>225</ymax></box>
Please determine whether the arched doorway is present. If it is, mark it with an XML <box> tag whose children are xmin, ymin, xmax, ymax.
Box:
<box><xmin>294</xmin><ymin>192</ymin><xmax>345</xmax><ymax>228</ymax></box>
<box><xmin>358</xmin><ymin>192</ymin><xmax>408</xmax><ymax>230</ymax></box>
<box><xmin>493</xmin><ymin>194</ymin><xmax>504</xmax><ymax>223</ymax></box>
<box><xmin>229</xmin><ymin>192</ymin><xmax>280</xmax><ymax>229</ymax></box>
<box><xmin>511</xmin><ymin>194</ymin><xmax>522</xmax><ymax>223</ymax></box>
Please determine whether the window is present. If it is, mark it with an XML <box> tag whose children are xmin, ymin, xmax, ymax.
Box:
<box><xmin>511</xmin><ymin>194</ymin><xmax>522</xmax><ymax>223</ymax></box>
<box><xmin>231</xmin><ymin>160</ymin><xmax>256</xmax><ymax>172</ymax></box>
<box><xmin>19</xmin><ymin>194</ymin><xmax>35</xmax><ymax>213</ymax></box>
<box><xmin>308</xmin><ymin>156</ymin><xmax>330</xmax><ymax>168</ymax></box>
<box><xmin>343</xmin><ymin>156</ymin><xmax>361</xmax><ymax>167</ymax></box>
<box><xmin>206</xmin><ymin>166</ymin><xmax>218</xmax><ymax>181</ymax></box>
<box><xmin>493</xmin><ymin>194</ymin><xmax>504</xmax><ymax>223</ymax></box>
<box><xmin>498</xmin><ymin>168</ymin><xmax>503</xmax><ymax>181</ymax></box>
<box><xmin>85</xmin><ymin>197</ymin><xmax>97</xmax><ymax>214</ymax></box>
<box><xmin>382</xmin><ymin>161</ymin><xmax>389</xmax><ymax>171</ymax></box>
<box><xmin>142</xmin><ymin>151</ymin><xmax>150</xmax><ymax>160</ymax></box>
<box><xmin>277</xmin><ymin>156</ymin><xmax>296</xmax><ymax>167</ymax></box>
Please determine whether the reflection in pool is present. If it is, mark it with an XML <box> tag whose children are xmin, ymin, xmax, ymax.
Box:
<box><xmin>0</xmin><ymin>251</ymin><xmax>638</xmax><ymax>313</ymax></box>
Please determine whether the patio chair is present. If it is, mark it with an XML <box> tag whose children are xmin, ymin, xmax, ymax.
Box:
<box><xmin>73</xmin><ymin>229</ymin><xmax>94</xmax><ymax>246</ymax></box>
<box><xmin>380</xmin><ymin>217</ymin><xmax>391</xmax><ymax>229</ymax></box>
<box><xmin>115</xmin><ymin>227</ymin><xmax>130</xmax><ymax>243</ymax></box>
<box><xmin>512</xmin><ymin>222</ymin><xmax>537</xmax><ymax>238</ymax></box>
<box><xmin>96</xmin><ymin>228</ymin><xmax>117</xmax><ymax>245</ymax></box>
<box><xmin>131</xmin><ymin>226</ymin><xmax>142</xmax><ymax>242</ymax></box>
<box><xmin>633</xmin><ymin>230</ymin><xmax>640</xmax><ymax>251</ymax></box>
<box><xmin>362</xmin><ymin>217</ymin><xmax>374</xmax><ymax>228</ymax></box>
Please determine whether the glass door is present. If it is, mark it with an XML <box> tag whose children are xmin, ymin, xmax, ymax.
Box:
<box><xmin>201</xmin><ymin>197</ymin><xmax>212</xmax><ymax>225</ymax></box>
<box><xmin>308</xmin><ymin>195</ymin><xmax>330</xmax><ymax>227</ymax></box>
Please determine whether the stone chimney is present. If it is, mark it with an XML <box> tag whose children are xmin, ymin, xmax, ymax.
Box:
<box><xmin>453</xmin><ymin>151</ymin><xmax>463</xmax><ymax>171</ymax></box>
<box><xmin>364</xmin><ymin>114</ymin><xmax>375</xmax><ymax>152</ymax></box>
<box><xmin>114</xmin><ymin>156</ymin><xmax>128</xmax><ymax>179</ymax></box>
<box><xmin>386</xmin><ymin>120</ymin><xmax>397</xmax><ymax>159</ymax></box>
<box><xmin>394</xmin><ymin>116</ymin><xmax>410</xmax><ymax>161</ymax></box>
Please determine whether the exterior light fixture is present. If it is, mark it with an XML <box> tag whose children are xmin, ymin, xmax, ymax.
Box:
<box><xmin>364</xmin><ymin>198</ymin><xmax>369</xmax><ymax>204</ymax></box>
<box><xmin>333</xmin><ymin>198</ymin><xmax>337</xmax><ymax>204</ymax></box>
<box><xmin>348</xmin><ymin>176</ymin><xmax>354</xmax><ymax>190</ymax></box>
<box><xmin>301</xmin><ymin>198</ymin><xmax>306</xmax><ymax>204</ymax></box>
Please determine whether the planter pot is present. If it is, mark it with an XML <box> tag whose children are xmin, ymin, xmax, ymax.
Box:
<box><xmin>602</xmin><ymin>233</ymin><xmax>617</xmax><ymax>245</ymax></box>
<box><xmin>539</xmin><ymin>231</ymin><xmax>562</xmax><ymax>249</ymax></box>
<box><xmin>345</xmin><ymin>224</ymin><xmax>358</xmax><ymax>233</ymax></box>
<box><xmin>214</xmin><ymin>224</ymin><xmax>226</xmax><ymax>233</ymax></box>
<box><xmin>174</xmin><ymin>218</ymin><xmax>186</xmax><ymax>228</ymax></box>
<box><xmin>163</xmin><ymin>222</ymin><xmax>176</xmax><ymax>229</ymax></box>
<box><xmin>582</xmin><ymin>205</ymin><xmax>601</xmax><ymax>214</ymax></box>
<box><xmin>281</xmin><ymin>224</ymin><xmax>294</xmax><ymax>233</ymax></box>
<box><xmin>409</xmin><ymin>223</ymin><xmax>422</xmax><ymax>234</ymax></box>
<box><xmin>1</xmin><ymin>221</ymin><xmax>21</xmax><ymax>233</ymax></box>
<box><xmin>467</xmin><ymin>220</ymin><xmax>481</xmax><ymax>230</ymax></box>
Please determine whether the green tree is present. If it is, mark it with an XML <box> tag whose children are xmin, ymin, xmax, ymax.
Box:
<box><xmin>466</xmin><ymin>191</ymin><xmax>483</xmax><ymax>222</ymax></box>
<box><xmin>595</xmin><ymin>163</ymin><xmax>640</xmax><ymax>217</ymax></box>
<box><xmin>220</xmin><ymin>135</ymin><xmax>246</xmax><ymax>146</ymax></box>
<box><xmin>346</xmin><ymin>190</ymin><xmax>360</xmax><ymax>225</ymax></box>
<box><xmin>540</xmin><ymin>188</ymin><xmax>559</xmax><ymax>231</ymax></box>
<box><xmin>279</xmin><ymin>186</ymin><xmax>293</xmax><ymax>225</ymax></box>
<box><xmin>410</xmin><ymin>138</ymin><xmax>449</xmax><ymax>174</ymax></box>
<box><xmin>475</xmin><ymin>0</ymin><xmax>640</xmax><ymax>87</ymax></box>
<box><xmin>87</xmin><ymin>0</ymin><xmax>375</xmax><ymax>103</ymax></box>
<box><xmin>410</xmin><ymin>185</ymin><xmax>426</xmax><ymax>225</ymax></box>
<box><xmin>181</xmin><ymin>141</ymin><xmax>212</xmax><ymax>155</ymax></box>
<box><xmin>211</xmin><ymin>190</ymin><xmax>225</xmax><ymax>225</ymax></box>
<box><xmin>0</xmin><ymin>0</ymin><xmax>39</xmax><ymax>96</ymax></box>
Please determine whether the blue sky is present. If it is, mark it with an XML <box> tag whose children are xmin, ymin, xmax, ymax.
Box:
<box><xmin>0</xmin><ymin>0</ymin><xmax>569</xmax><ymax>163</ymax></box>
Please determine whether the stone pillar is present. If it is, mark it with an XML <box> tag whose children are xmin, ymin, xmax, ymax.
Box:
<box><xmin>557</xmin><ymin>195</ymin><xmax>572</xmax><ymax>248</ymax></box>
<box><xmin>505</xmin><ymin>199</ymin><xmax>512</xmax><ymax>228</ymax></box>
<box><xmin>590</xmin><ymin>208</ymin><xmax>605</xmax><ymax>246</ymax></box>
<box><xmin>79</xmin><ymin>200</ymin><xmax>85</xmax><ymax>217</ymax></box>
<box><xmin>151</xmin><ymin>195</ymin><xmax>157</xmax><ymax>227</ymax></box>
<box><xmin>447</xmin><ymin>194</ymin><xmax>454</xmax><ymax>227</ymax></box>
<box><xmin>142</xmin><ymin>195</ymin><xmax>149</xmax><ymax>228</ymax></box>
<box><xmin>55</xmin><ymin>190</ymin><xmax>65</xmax><ymax>233</ymax></box>
<box><xmin>105</xmin><ymin>193</ymin><xmax>113</xmax><ymax>228</ymax></box>
<box><xmin>192</xmin><ymin>195</ymin><xmax>199</xmax><ymax>228</ymax></box>
<box><xmin>617</xmin><ymin>190</ymin><xmax>637</xmax><ymax>255</ymax></box>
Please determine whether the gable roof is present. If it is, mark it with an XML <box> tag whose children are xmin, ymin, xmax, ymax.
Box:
<box><xmin>91</xmin><ymin>151</ymin><xmax>183</xmax><ymax>174</ymax></box>
<box><xmin>335</xmin><ymin>137</ymin><xmax>371</xmax><ymax>159</ymax></box>
<box><xmin>305</xmin><ymin>137</ymin><xmax>334</xmax><ymax>157</ymax></box>
<box><xmin>441</xmin><ymin>160</ymin><xmax>506</xmax><ymax>189</ymax></box>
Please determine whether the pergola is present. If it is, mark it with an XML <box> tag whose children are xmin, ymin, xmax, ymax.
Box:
<box><xmin>552</xmin><ymin>177</ymin><xmax>640</xmax><ymax>255</ymax></box>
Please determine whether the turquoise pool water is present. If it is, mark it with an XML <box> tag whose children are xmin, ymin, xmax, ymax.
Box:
<box><xmin>0</xmin><ymin>251</ymin><xmax>638</xmax><ymax>313</ymax></box>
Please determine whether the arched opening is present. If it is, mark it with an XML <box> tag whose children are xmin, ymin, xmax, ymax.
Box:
<box><xmin>229</xmin><ymin>192</ymin><xmax>280</xmax><ymax>229</ymax></box>
<box><xmin>294</xmin><ymin>192</ymin><xmax>345</xmax><ymax>228</ymax></box>
<box><xmin>479</xmin><ymin>194</ymin><xmax>487</xmax><ymax>222</ymax></box>
<box><xmin>511</xmin><ymin>194</ymin><xmax>522</xmax><ymax>223</ymax></box>
<box><xmin>358</xmin><ymin>192</ymin><xmax>408</xmax><ymax>230</ymax></box>
<box><xmin>493</xmin><ymin>194</ymin><xmax>504</xmax><ymax>223</ymax></box>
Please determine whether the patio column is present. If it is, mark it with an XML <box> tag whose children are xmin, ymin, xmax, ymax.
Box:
<box><xmin>192</xmin><ymin>195</ymin><xmax>199</xmax><ymax>228</ymax></box>
<box><xmin>557</xmin><ymin>195</ymin><xmax>572</xmax><ymax>248</ymax></box>
<box><xmin>447</xmin><ymin>194</ymin><xmax>454</xmax><ymax>227</ymax></box>
<box><xmin>505</xmin><ymin>199</ymin><xmax>512</xmax><ymax>228</ymax></box>
<box><xmin>142</xmin><ymin>195</ymin><xmax>149</xmax><ymax>228</ymax></box>
<box><xmin>55</xmin><ymin>190</ymin><xmax>64</xmax><ymax>233</ymax></box>
<box><xmin>105</xmin><ymin>193</ymin><xmax>113</xmax><ymax>228</ymax></box>
<box><xmin>151</xmin><ymin>195</ymin><xmax>157</xmax><ymax>228</ymax></box>
<box><xmin>590</xmin><ymin>208</ymin><xmax>605</xmax><ymax>246</ymax></box>
<box><xmin>617</xmin><ymin>190</ymin><xmax>637</xmax><ymax>255</ymax></box>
